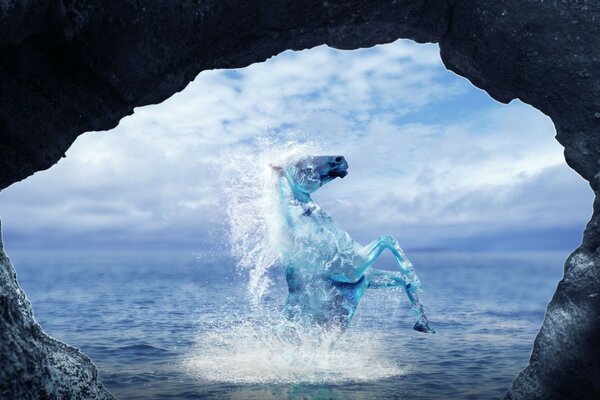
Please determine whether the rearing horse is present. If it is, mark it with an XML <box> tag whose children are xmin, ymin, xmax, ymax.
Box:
<box><xmin>271</xmin><ymin>155</ymin><xmax>434</xmax><ymax>334</ymax></box>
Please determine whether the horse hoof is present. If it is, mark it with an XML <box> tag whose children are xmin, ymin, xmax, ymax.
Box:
<box><xmin>414</xmin><ymin>321</ymin><xmax>435</xmax><ymax>334</ymax></box>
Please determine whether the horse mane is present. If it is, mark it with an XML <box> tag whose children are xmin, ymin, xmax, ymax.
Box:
<box><xmin>224</xmin><ymin>140</ymin><xmax>320</xmax><ymax>304</ymax></box>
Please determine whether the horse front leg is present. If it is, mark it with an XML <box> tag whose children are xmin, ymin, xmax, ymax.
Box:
<box><xmin>359</xmin><ymin>235</ymin><xmax>435</xmax><ymax>333</ymax></box>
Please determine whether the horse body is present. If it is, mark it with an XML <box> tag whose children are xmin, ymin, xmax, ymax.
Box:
<box><xmin>272</xmin><ymin>155</ymin><xmax>434</xmax><ymax>333</ymax></box>
<box><xmin>278</xmin><ymin>199</ymin><xmax>367</xmax><ymax>329</ymax></box>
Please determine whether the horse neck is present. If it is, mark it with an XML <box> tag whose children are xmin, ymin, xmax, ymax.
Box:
<box><xmin>277</xmin><ymin>171</ymin><xmax>312</xmax><ymax>205</ymax></box>
<box><xmin>275</xmin><ymin>176</ymin><xmax>315</xmax><ymax>222</ymax></box>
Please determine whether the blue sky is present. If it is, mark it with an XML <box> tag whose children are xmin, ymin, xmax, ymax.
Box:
<box><xmin>0</xmin><ymin>40</ymin><xmax>593</xmax><ymax>251</ymax></box>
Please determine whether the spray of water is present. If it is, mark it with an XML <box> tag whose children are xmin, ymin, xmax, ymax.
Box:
<box><xmin>183</xmin><ymin>313</ymin><xmax>405</xmax><ymax>384</ymax></box>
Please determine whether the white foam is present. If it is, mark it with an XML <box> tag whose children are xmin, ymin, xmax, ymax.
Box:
<box><xmin>182</xmin><ymin>314</ymin><xmax>406</xmax><ymax>384</ymax></box>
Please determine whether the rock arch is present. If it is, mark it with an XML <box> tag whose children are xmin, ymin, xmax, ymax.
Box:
<box><xmin>1</xmin><ymin>1</ymin><xmax>598</xmax><ymax>398</ymax></box>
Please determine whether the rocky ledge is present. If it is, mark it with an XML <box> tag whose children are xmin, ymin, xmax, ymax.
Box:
<box><xmin>0</xmin><ymin>220</ymin><xmax>114</xmax><ymax>399</ymax></box>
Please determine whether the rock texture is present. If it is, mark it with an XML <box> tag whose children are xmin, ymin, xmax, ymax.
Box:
<box><xmin>0</xmin><ymin>0</ymin><xmax>453</xmax><ymax>190</ymax></box>
<box><xmin>0</xmin><ymin>1</ymin><xmax>599</xmax><ymax>399</ymax></box>
<box><xmin>440</xmin><ymin>3</ymin><xmax>600</xmax><ymax>399</ymax></box>
<box><xmin>0</xmin><ymin>220</ymin><xmax>114</xmax><ymax>399</ymax></box>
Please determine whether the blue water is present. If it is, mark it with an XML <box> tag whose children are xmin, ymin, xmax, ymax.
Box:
<box><xmin>9</xmin><ymin>250</ymin><xmax>566</xmax><ymax>399</ymax></box>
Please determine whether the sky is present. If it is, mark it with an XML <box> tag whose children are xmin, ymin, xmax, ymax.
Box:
<box><xmin>0</xmin><ymin>39</ymin><xmax>593</xmax><ymax>252</ymax></box>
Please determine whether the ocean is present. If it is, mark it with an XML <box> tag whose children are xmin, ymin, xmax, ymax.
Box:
<box><xmin>9</xmin><ymin>250</ymin><xmax>566</xmax><ymax>399</ymax></box>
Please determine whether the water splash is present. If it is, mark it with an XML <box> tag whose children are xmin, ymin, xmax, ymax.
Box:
<box><xmin>182</xmin><ymin>311</ymin><xmax>406</xmax><ymax>384</ymax></box>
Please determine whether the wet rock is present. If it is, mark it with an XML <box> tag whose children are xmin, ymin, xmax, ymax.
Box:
<box><xmin>505</xmin><ymin>216</ymin><xmax>600</xmax><ymax>400</ymax></box>
<box><xmin>438</xmin><ymin>3</ymin><xmax>600</xmax><ymax>399</ymax></box>
<box><xmin>0</xmin><ymin>220</ymin><xmax>114</xmax><ymax>399</ymax></box>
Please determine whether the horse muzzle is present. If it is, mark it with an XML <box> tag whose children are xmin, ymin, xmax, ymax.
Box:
<box><xmin>329</xmin><ymin>168</ymin><xmax>348</xmax><ymax>179</ymax></box>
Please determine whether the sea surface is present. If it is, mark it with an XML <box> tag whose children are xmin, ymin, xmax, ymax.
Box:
<box><xmin>10</xmin><ymin>250</ymin><xmax>567</xmax><ymax>400</ymax></box>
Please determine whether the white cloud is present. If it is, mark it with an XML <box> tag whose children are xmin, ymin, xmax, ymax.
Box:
<box><xmin>0</xmin><ymin>39</ymin><xmax>592</xmax><ymax>250</ymax></box>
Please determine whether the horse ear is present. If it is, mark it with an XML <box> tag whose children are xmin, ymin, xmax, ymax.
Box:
<box><xmin>269</xmin><ymin>164</ymin><xmax>285</xmax><ymax>175</ymax></box>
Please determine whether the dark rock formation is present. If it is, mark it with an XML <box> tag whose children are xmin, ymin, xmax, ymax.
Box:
<box><xmin>0</xmin><ymin>0</ymin><xmax>453</xmax><ymax>190</ymax></box>
<box><xmin>0</xmin><ymin>1</ymin><xmax>599</xmax><ymax>399</ymax></box>
<box><xmin>0</xmin><ymin>220</ymin><xmax>114</xmax><ymax>399</ymax></box>
<box><xmin>440</xmin><ymin>3</ymin><xmax>600</xmax><ymax>399</ymax></box>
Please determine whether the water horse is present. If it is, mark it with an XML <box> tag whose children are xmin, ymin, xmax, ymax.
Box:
<box><xmin>271</xmin><ymin>155</ymin><xmax>434</xmax><ymax>333</ymax></box>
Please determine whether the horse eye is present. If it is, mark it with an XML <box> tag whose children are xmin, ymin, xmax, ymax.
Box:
<box><xmin>335</xmin><ymin>156</ymin><xmax>342</xmax><ymax>162</ymax></box>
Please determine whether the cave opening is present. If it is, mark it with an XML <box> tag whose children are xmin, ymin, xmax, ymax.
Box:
<box><xmin>0</xmin><ymin>39</ymin><xmax>593</xmax><ymax>399</ymax></box>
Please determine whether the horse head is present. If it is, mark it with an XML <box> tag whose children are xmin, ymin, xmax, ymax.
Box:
<box><xmin>272</xmin><ymin>155</ymin><xmax>349</xmax><ymax>196</ymax></box>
